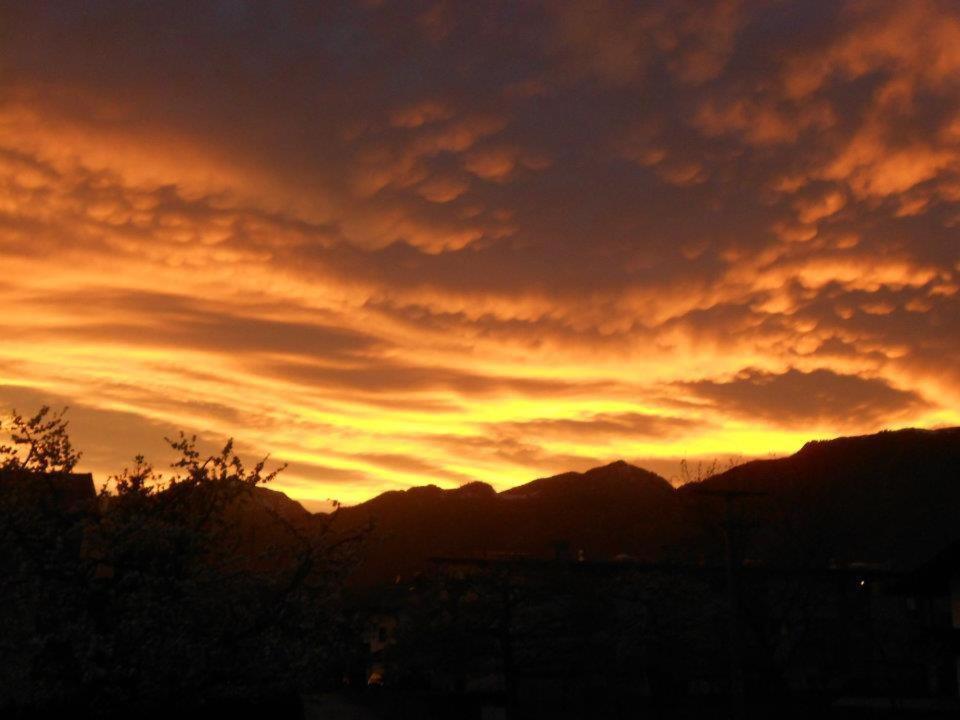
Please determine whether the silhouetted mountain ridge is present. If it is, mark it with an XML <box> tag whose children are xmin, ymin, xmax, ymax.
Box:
<box><xmin>682</xmin><ymin>426</ymin><xmax>960</xmax><ymax>566</ymax></box>
<box><xmin>502</xmin><ymin>460</ymin><xmax>673</xmax><ymax>501</ymax></box>
<box><xmin>323</xmin><ymin>426</ymin><xmax>960</xmax><ymax>586</ymax></box>
<box><xmin>331</xmin><ymin>460</ymin><xmax>687</xmax><ymax>585</ymax></box>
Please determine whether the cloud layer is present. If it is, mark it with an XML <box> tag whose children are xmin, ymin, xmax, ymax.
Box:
<box><xmin>1</xmin><ymin>1</ymin><xmax>958</xmax><ymax>504</ymax></box>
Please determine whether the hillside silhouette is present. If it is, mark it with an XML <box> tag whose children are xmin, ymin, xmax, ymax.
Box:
<box><xmin>683</xmin><ymin>426</ymin><xmax>960</xmax><ymax>566</ymax></box>
<box><xmin>331</xmin><ymin>427</ymin><xmax>960</xmax><ymax>586</ymax></box>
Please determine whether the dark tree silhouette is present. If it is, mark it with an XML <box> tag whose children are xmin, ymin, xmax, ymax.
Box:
<box><xmin>0</xmin><ymin>406</ymin><xmax>80</xmax><ymax>474</ymax></box>
<box><xmin>0</xmin><ymin>408</ymin><xmax>360</xmax><ymax>719</ymax></box>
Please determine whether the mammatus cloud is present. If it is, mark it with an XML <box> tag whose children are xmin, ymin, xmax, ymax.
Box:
<box><xmin>0</xmin><ymin>1</ymin><xmax>957</xmax><ymax>504</ymax></box>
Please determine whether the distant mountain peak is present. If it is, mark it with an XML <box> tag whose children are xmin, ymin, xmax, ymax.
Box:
<box><xmin>453</xmin><ymin>481</ymin><xmax>496</xmax><ymax>498</ymax></box>
<box><xmin>586</xmin><ymin>459</ymin><xmax>657</xmax><ymax>477</ymax></box>
<box><xmin>603</xmin><ymin>459</ymin><xmax>631</xmax><ymax>468</ymax></box>
<box><xmin>501</xmin><ymin>460</ymin><xmax>673</xmax><ymax>499</ymax></box>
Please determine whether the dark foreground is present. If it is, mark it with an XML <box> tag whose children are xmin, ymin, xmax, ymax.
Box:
<box><xmin>4</xmin><ymin>421</ymin><xmax>960</xmax><ymax>719</ymax></box>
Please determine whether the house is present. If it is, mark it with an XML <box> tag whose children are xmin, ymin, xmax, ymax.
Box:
<box><xmin>364</xmin><ymin>611</ymin><xmax>399</xmax><ymax>685</ymax></box>
<box><xmin>896</xmin><ymin>540</ymin><xmax>960</xmax><ymax>698</ymax></box>
<box><xmin>0</xmin><ymin>469</ymin><xmax>96</xmax><ymax>510</ymax></box>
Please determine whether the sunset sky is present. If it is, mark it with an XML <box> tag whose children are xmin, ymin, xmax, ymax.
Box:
<box><xmin>1</xmin><ymin>1</ymin><xmax>958</xmax><ymax>508</ymax></box>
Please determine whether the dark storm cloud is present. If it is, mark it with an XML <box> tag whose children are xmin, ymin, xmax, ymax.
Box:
<box><xmin>496</xmin><ymin>411</ymin><xmax>705</xmax><ymax>441</ymax></box>
<box><xmin>257</xmin><ymin>356</ymin><xmax>618</xmax><ymax>399</ymax></box>
<box><xmin>17</xmin><ymin>288</ymin><xmax>385</xmax><ymax>358</ymax></box>
<box><xmin>681</xmin><ymin>368</ymin><xmax>930</xmax><ymax>428</ymax></box>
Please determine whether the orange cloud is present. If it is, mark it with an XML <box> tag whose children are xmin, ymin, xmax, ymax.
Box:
<box><xmin>0</xmin><ymin>1</ymin><xmax>957</xmax><ymax>506</ymax></box>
